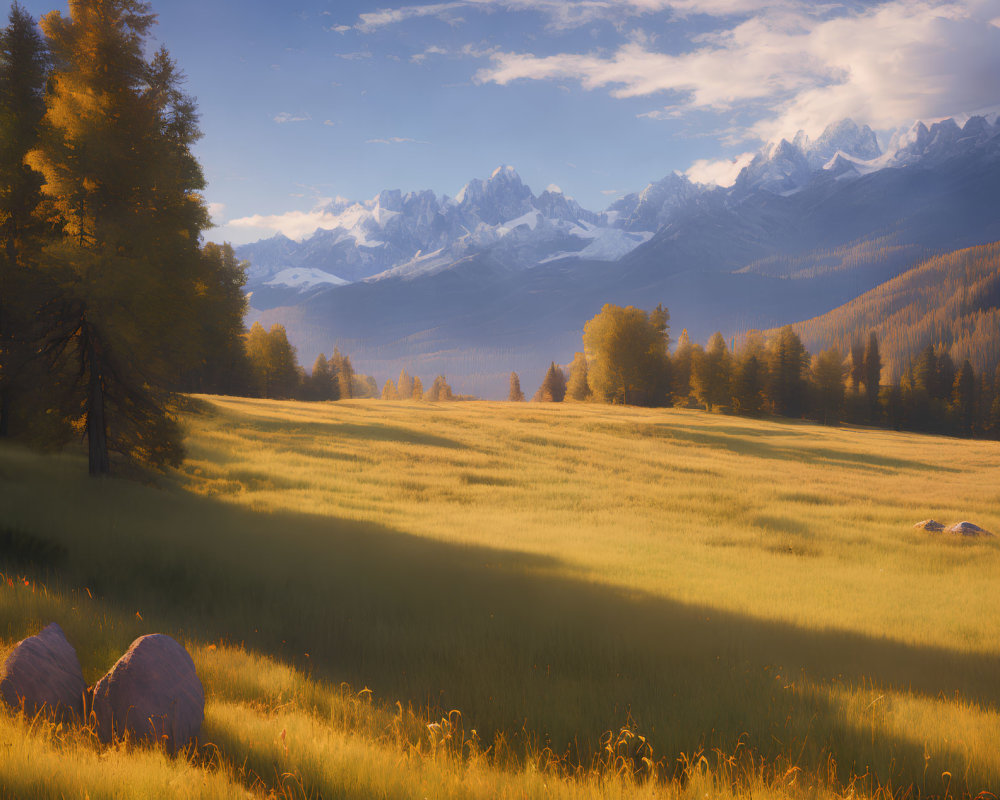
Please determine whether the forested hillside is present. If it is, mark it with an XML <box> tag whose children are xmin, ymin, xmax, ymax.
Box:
<box><xmin>792</xmin><ymin>242</ymin><xmax>1000</xmax><ymax>381</ymax></box>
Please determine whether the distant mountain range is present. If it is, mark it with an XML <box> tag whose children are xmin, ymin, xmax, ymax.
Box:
<box><xmin>241</xmin><ymin>115</ymin><xmax>1000</xmax><ymax>398</ymax></box>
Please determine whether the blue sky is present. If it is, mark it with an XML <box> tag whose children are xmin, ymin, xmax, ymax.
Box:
<box><xmin>18</xmin><ymin>0</ymin><xmax>1000</xmax><ymax>244</ymax></box>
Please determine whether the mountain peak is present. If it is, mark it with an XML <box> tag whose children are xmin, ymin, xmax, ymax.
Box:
<box><xmin>490</xmin><ymin>164</ymin><xmax>521</xmax><ymax>181</ymax></box>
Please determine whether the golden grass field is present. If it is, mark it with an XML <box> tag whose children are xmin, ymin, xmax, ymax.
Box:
<box><xmin>0</xmin><ymin>396</ymin><xmax>998</xmax><ymax>798</ymax></box>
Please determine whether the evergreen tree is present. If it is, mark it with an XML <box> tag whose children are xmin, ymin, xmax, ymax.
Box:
<box><xmin>331</xmin><ymin>348</ymin><xmax>353</xmax><ymax>399</ymax></box>
<box><xmin>245</xmin><ymin>322</ymin><xmax>299</xmax><ymax>399</ymax></box>
<box><xmin>0</xmin><ymin>2</ymin><xmax>48</xmax><ymax>438</ymax></box>
<box><xmin>952</xmin><ymin>359</ymin><xmax>975</xmax><ymax>436</ymax></box>
<box><xmin>508</xmin><ymin>371</ymin><xmax>524</xmax><ymax>402</ymax></box>
<box><xmin>180</xmin><ymin>242</ymin><xmax>251</xmax><ymax>395</ymax></box>
<box><xmin>28</xmin><ymin>0</ymin><xmax>210</xmax><ymax>473</ymax></box>
<box><xmin>671</xmin><ymin>329</ymin><xmax>693</xmax><ymax>406</ymax></box>
<box><xmin>849</xmin><ymin>338</ymin><xmax>864</xmax><ymax>393</ymax></box>
<box><xmin>767</xmin><ymin>326</ymin><xmax>809</xmax><ymax>417</ymax></box>
<box><xmin>307</xmin><ymin>353</ymin><xmax>337</xmax><ymax>401</ymax></box>
<box><xmin>862</xmin><ymin>331</ymin><xmax>882</xmax><ymax>422</ymax></box>
<box><xmin>533</xmin><ymin>362</ymin><xmax>566</xmax><ymax>402</ymax></box>
<box><xmin>692</xmin><ymin>332</ymin><xmax>731</xmax><ymax>411</ymax></box>
<box><xmin>565</xmin><ymin>352</ymin><xmax>591</xmax><ymax>401</ymax></box>
<box><xmin>732</xmin><ymin>353</ymin><xmax>766</xmax><ymax>416</ymax></box>
<box><xmin>396</xmin><ymin>369</ymin><xmax>414</xmax><ymax>400</ymax></box>
<box><xmin>811</xmin><ymin>348</ymin><xmax>846</xmax><ymax>425</ymax></box>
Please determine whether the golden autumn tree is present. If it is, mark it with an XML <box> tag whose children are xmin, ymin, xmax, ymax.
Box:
<box><xmin>27</xmin><ymin>0</ymin><xmax>209</xmax><ymax>474</ymax></box>
<box><xmin>582</xmin><ymin>304</ymin><xmax>665</xmax><ymax>405</ymax></box>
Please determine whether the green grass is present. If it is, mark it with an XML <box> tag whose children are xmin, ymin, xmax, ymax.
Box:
<box><xmin>1</xmin><ymin>397</ymin><xmax>998</xmax><ymax>798</ymax></box>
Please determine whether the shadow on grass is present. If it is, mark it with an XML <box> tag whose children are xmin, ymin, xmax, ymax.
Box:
<box><xmin>611</xmin><ymin>421</ymin><xmax>959</xmax><ymax>473</ymax></box>
<box><xmin>0</xmin><ymin>445</ymin><xmax>995</xmax><ymax>795</ymax></box>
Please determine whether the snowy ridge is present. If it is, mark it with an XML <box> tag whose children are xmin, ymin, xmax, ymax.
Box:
<box><xmin>237</xmin><ymin>114</ymin><xmax>1000</xmax><ymax>299</ymax></box>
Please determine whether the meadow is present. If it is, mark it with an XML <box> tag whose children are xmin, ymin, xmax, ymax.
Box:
<box><xmin>0</xmin><ymin>396</ymin><xmax>998</xmax><ymax>798</ymax></box>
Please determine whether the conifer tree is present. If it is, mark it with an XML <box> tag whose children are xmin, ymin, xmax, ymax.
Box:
<box><xmin>0</xmin><ymin>3</ymin><xmax>49</xmax><ymax>438</ymax></box>
<box><xmin>849</xmin><ymin>338</ymin><xmax>865</xmax><ymax>393</ymax></box>
<box><xmin>811</xmin><ymin>348</ymin><xmax>846</xmax><ymax>425</ymax></box>
<box><xmin>508</xmin><ymin>371</ymin><xmax>524</xmax><ymax>402</ymax></box>
<box><xmin>307</xmin><ymin>353</ymin><xmax>337</xmax><ymax>401</ymax></box>
<box><xmin>411</xmin><ymin>375</ymin><xmax>423</xmax><ymax>400</ymax></box>
<box><xmin>331</xmin><ymin>348</ymin><xmax>353</xmax><ymax>399</ymax></box>
<box><xmin>565</xmin><ymin>352</ymin><xmax>591</xmax><ymax>401</ymax></box>
<box><xmin>862</xmin><ymin>331</ymin><xmax>882</xmax><ymax>422</ymax></box>
<box><xmin>671</xmin><ymin>329</ymin><xmax>693</xmax><ymax>406</ymax></box>
<box><xmin>692</xmin><ymin>332</ymin><xmax>731</xmax><ymax>411</ymax></box>
<box><xmin>181</xmin><ymin>242</ymin><xmax>251</xmax><ymax>395</ymax></box>
<box><xmin>767</xmin><ymin>326</ymin><xmax>809</xmax><ymax>417</ymax></box>
<box><xmin>396</xmin><ymin>369</ymin><xmax>414</xmax><ymax>400</ymax></box>
<box><xmin>27</xmin><ymin>0</ymin><xmax>209</xmax><ymax>473</ymax></box>
<box><xmin>533</xmin><ymin>362</ymin><xmax>566</xmax><ymax>402</ymax></box>
<box><xmin>952</xmin><ymin>359</ymin><xmax>975</xmax><ymax>436</ymax></box>
<box><xmin>732</xmin><ymin>353</ymin><xmax>766</xmax><ymax>416</ymax></box>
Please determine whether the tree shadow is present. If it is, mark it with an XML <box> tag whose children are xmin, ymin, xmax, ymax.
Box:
<box><xmin>1</xmin><ymin>458</ymin><xmax>996</xmax><ymax>794</ymax></box>
<box><xmin>621</xmin><ymin>421</ymin><xmax>960</xmax><ymax>473</ymax></box>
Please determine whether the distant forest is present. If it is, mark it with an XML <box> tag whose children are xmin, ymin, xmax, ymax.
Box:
<box><xmin>793</xmin><ymin>241</ymin><xmax>1000</xmax><ymax>381</ymax></box>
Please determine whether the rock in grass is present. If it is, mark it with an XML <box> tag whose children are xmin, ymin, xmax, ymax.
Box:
<box><xmin>946</xmin><ymin>521</ymin><xmax>994</xmax><ymax>537</ymax></box>
<box><xmin>91</xmin><ymin>634</ymin><xmax>204</xmax><ymax>750</ymax></box>
<box><xmin>0</xmin><ymin>622</ymin><xmax>86</xmax><ymax>720</ymax></box>
<box><xmin>913</xmin><ymin>519</ymin><xmax>945</xmax><ymax>531</ymax></box>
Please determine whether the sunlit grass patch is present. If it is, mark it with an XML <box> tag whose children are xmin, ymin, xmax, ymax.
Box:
<box><xmin>1</xmin><ymin>399</ymin><xmax>998</xmax><ymax>798</ymax></box>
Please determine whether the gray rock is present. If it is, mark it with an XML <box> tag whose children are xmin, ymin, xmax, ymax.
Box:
<box><xmin>946</xmin><ymin>521</ymin><xmax>994</xmax><ymax>536</ymax></box>
<box><xmin>913</xmin><ymin>519</ymin><xmax>945</xmax><ymax>531</ymax></box>
<box><xmin>91</xmin><ymin>634</ymin><xmax>204</xmax><ymax>750</ymax></box>
<box><xmin>0</xmin><ymin>622</ymin><xmax>86</xmax><ymax>719</ymax></box>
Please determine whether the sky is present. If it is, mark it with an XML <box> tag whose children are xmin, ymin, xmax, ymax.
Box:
<box><xmin>18</xmin><ymin>0</ymin><xmax>1000</xmax><ymax>244</ymax></box>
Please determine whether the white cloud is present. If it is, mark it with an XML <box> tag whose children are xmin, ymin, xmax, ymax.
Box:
<box><xmin>684</xmin><ymin>152</ymin><xmax>754</xmax><ymax>186</ymax></box>
<box><xmin>346</xmin><ymin>0</ymin><xmax>796</xmax><ymax>33</ymax></box>
<box><xmin>411</xmin><ymin>45</ymin><xmax>450</xmax><ymax>63</ymax></box>
<box><xmin>273</xmin><ymin>112</ymin><xmax>311</xmax><ymax>124</ymax></box>
<box><xmin>473</xmin><ymin>1</ymin><xmax>1000</xmax><ymax>141</ymax></box>
<box><xmin>323</xmin><ymin>119</ymin><xmax>338</xmax><ymax>127</ymax></box>
<box><xmin>366</xmin><ymin>136</ymin><xmax>431</xmax><ymax>144</ymax></box>
<box><xmin>355</xmin><ymin>2</ymin><xmax>467</xmax><ymax>32</ymax></box>
<box><xmin>207</xmin><ymin>202</ymin><xmax>226</xmax><ymax>223</ymax></box>
<box><xmin>229</xmin><ymin>200</ymin><xmax>344</xmax><ymax>241</ymax></box>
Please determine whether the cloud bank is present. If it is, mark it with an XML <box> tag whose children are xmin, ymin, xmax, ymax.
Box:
<box><xmin>469</xmin><ymin>0</ymin><xmax>1000</xmax><ymax>140</ymax></box>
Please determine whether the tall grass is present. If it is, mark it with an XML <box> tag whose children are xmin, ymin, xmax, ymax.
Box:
<box><xmin>0</xmin><ymin>397</ymin><xmax>997</xmax><ymax>798</ymax></box>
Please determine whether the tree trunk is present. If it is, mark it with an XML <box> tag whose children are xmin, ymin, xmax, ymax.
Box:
<box><xmin>84</xmin><ymin>322</ymin><xmax>110</xmax><ymax>476</ymax></box>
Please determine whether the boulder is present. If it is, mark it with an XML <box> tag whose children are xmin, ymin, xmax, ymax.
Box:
<box><xmin>913</xmin><ymin>519</ymin><xmax>945</xmax><ymax>531</ymax></box>
<box><xmin>946</xmin><ymin>521</ymin><xmax>994</xmax><ymax>537</ymax></box>
<box><xmin>0</xmin><ymin>622</ymin><xmax>86</xmax><ymax>720</ymax></box>
<box><xmin>91</xmin><ymin>634</ymin><xmax>204</xmax><ymax>750</ymax></box>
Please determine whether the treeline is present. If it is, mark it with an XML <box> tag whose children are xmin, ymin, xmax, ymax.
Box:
<box><xmin>530</xmin><ymin>303</ymin><xmax>1000</xmax><ymax>439</ymax></box>
<box><xmin>794</xmin><ymin>241</ymin><xmax>1000</xmax><ymax>382</ymax></box>
<box><xmin>0</xmin><ymin>2</ymin><xmax>255</xmax><ymax>473</ymax></box>
<box><xmin>238</xmin><ymin>321</ymin><xmax>377</xmax><ymax>401</ymax></box>
<box><xmin>378</xmin><ymin>369</ymin><xmax>476</xmax><ymax>401</ymax></box>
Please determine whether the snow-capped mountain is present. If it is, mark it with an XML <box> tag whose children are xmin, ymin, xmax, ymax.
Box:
<box><xmin>238</xmin><ymin>166</ymin><xmax>645</xmax><ymax>298</ymax></box>
<box><xmin>733</xmin><ymin>119</ymin><xmax>881</xmax><ymax>196</ymax></box>
<box><xmin>242</xmin><ymin>113</ymin><xmax>1000</xmax><ymax>399</ymax></box>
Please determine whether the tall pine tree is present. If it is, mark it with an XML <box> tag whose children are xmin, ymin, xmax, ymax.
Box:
<box><xmin>27</xmin><ymin>0</ymin><xmax>209</xmax><ymax>473</ymax></box>
<box><xmin>0</xmin><ymin>3</ymin><xmax>48</xmax><ymax>437</ymax></box>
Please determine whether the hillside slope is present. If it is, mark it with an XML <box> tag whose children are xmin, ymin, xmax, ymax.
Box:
<box><xmin>792</xmin><ymin>241</ymin><xmax>1000</xmax><ymax>380</ymax></box>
